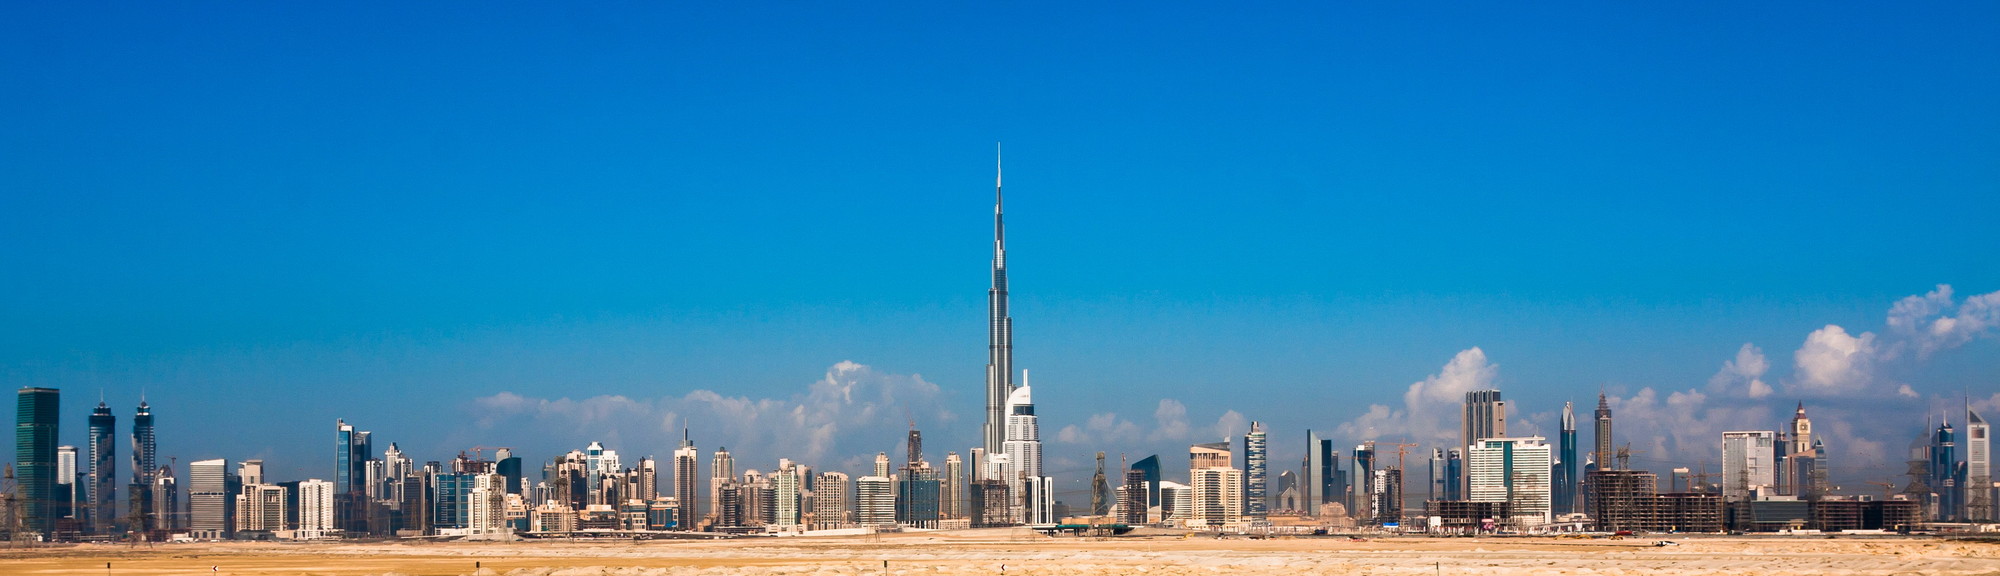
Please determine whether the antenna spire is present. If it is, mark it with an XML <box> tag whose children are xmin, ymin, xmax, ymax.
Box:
<box><xmin>996</xmin><ymin>142</ymin><xmax>1003</xmax><ymax>210</ymax></box>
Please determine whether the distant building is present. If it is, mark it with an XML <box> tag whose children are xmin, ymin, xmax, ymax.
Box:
<box><xmin>855</xmin><ymin>476</ymin><xmax>895</xmax><ymax>526</ymax></box>
<box><xmin>673</xmin><ymin>428</ymin><xmax>700</xmax><ymax>530</ymax></box>
<box><xmin>17</xmin><ymin>387</ymin><xmax>61</xmax><ymax>539</ymax></box>
<box><xmin>773</xmin><ymin>460</ymin><xmax>805</xmax><ymax>530</ymax></box>
<box><xmin>187</xmin><ymin>458</ymin><xmax>235</xmax><ymax>539</ymax></box>
<box><xmin>1188</xmin><ymin>442</ymin><xmax>1242</xmax><ymax>529</ymax></box>
<box><xmin>810</xmin><ymin>471</ymin><xmax>850</xmax><ymax>530</ymax></box>
<box><xmin>1350</xmin><ymin>442</ymin><xmax>1375</xmax><ymax>521</ymax></box>
<box><xmin>1119</xmin><ymin>468</ymin><xmax>1148</xmax><ymax>524</ymax></box>
<box><xmin>1969</xmin><ymin>409</ymin><xmax>1992</xmax><ymax>522</ymax></box>
<box><xmin>1243</xmin><ymin>422</ymin><xmax>1268</xmax><ymax>519</ymax></box>
<box><xmin>1594</xmin><ymin>393</ymin><xmax>1614</xmax><ymax>470</ymax></box>
<box><xmin>1370</xmin><ymin>468</ymin><xmax>1403</xmax><ymax>526</ymax></box>
<box><xmin>709</xmin><ymin>447</ymin><xmax>733</xmax><ymax>528</ymax></box>
<box><xmin>298</xmin><ymin>479</ymin><xmax>335</xmax><ymax>539</ymax></box>
<box><xmin>1721</xmin><ymin>431</ymin><xmax>1776</xmax><ymax>502</ymax></box>
<box><xmin>130</xmin><ymin>401</ymin><xmax>158</xmax><ymax>535</ymax></box>
<box><xmin>942</xmin><ymin>452</ymin><xmax>965</xmax><ymax>519</ymax></box>
<box><xmin>1554</xmin><ymin>401</ymin><xmax>1578</xmax><ymax>515</ymax></box>
<box><xmin>1467</xmin><ymin>437</ymin><xmax>1552</xmax><ymax>526</ymax></box>
<box><xmin>87</xmin><ymin>401</ymin><xmax>116</xmax><ymax>536</ymax></box>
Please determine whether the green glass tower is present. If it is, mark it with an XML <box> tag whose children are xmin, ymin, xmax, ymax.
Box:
<box><xmin>16</xmin><ymin>387</ymin><xmax>61</xmax><ymax>538</ymax></box>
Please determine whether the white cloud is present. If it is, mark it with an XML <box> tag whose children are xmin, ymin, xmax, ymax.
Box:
<box><xmin>1057</xmin><ymin>412</ymin><xmax>1144</xmax><ymax>444</ymax></box>
<box><xmin>1337</xmin><ymin>347</ymin><xmax>1498</xmax><ymax>446</ymax></box>
<box><xmin>1790</xmin><ymin>325</ymin><xmax>1879</xmax><ymax>396</ymax></box>
<box><xmin>1708</xmin><ymin>343</ymin><xmax>1772</xmax><ymax>398</ymax></box>
<box><xmin>1213</xmin><ymin>410</ymin><xmax>1249</xmax><ymax>441</ymax></box>
<box><xmin>466</xmin><ymin>361</ymin><xmax>953</xmax><ymax>468</ymax></box>
<box><xmin>1151</xmin><ymin>399</ymin><xmax>1192</xmax><ymax>441</ymax></box>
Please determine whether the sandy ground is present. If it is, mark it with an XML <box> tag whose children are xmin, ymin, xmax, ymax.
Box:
<box><xmin>5</xmin><ymin>529</ymin><xmax>1999</xmax><ymax>576</ymax></box>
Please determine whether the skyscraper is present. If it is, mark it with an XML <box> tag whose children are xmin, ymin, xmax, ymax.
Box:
<box><xmin>709</xmin><ymin>447</ymin><xmax>733</xmax><ymax>528</ymax></box>
<box><xmin>983</xmin><ymin>148</ymin><xmax>1015</xmax><ymax>460</ymax></box>
<box><xmin>1554</xmin><ymin>401</ymin><xmax>1578</xmax><ymax>515</ymax></box>
<box><xmin>130</xmin><ymin>400</ymin><xmax>156</xmax><ymax>534</ymax></box>
<box><xmin>1932</xmin><ymin>417</ymin><xmax>1959</xmax><ymax>520</ymax></box>
<box><xmin>298</xmin><ymin>479</ymin><xmax>335</xmax><ymax>539</ymax></box>
<box><xmin>1003</xmin><ymin>381</ymin><xmax>1050</xmax><ymax>523</ymax></box>
<box><xmin>1594</xmin><ymin>393</ymin><xmax>1614</xmax><ymax>470</ymax></box>
<box><xmin>1132</xmin><ymin>455</ymin><xmax>1161</xmax><ymax>509</ymax></box>
<box><xmin>1463</xmin><ymin>390</ymin><xmax>1507</xmax><ymax>450</ymax></box>
<box><xmin>1243</xmin><ymin>421</ymin><xmax>1267</xmax><ymax>519</ymax></box>
<box><xmin>333</xmin><ymin>419</ymin><xmax>371</xmax><ymax>534</ymax></box>
<box><xmin>1969</xmin><ymin>409</ymin><xmax>1992</xmax><ymax>522</ymax></box>
<box><xmin>1721</xmin><ymin>430</ymin><xmax>1776</xmax><ymax>501</ymax></box>
<box><xmin>1782</xmin><ymin>402</ymin><xmax>1819</xmax><ymax>498</ymax></box>
<box><xmin>1303</xmin><ymin>430</ymin><xmax>1326</xmax><ymax>517</ymax></box>
<box><xmin>1467</xmin><ymin>437</ymin><xmax>1553</xmax><ymax>526</ymax></box>
<box><xmin>1188</xmin><ymin>441</ymin><xmax>1242</xmax><ymax>529</ymax></box>
<box><xmin>941</xmin><ymin>452</ymin><xmax>964</xmax><ymax>519</ymax></box>
<box><xmin>188</xmin><ymin>458</ymin><xmax>235</xmax><ymax>540</ymax></box>
<box><xmin>1351</xmin><ymin>442</ymin><xmax>1375</xmax><ymax>521</ymax></box>
<box><xmin>87</xmin><ymin>400</ymin><xmax>116</xmax><ymax>534</ymax></box>
<box><xmin>56</xmin><ymin>445</ymin><xmax>78</xmax><ymax>521</ymax></box>
<box><xmin>673</xmin><ymin>425</ymin><xmax>699</xmax><ymax>530</ymax></box>
<box><xmin>811</xmin><ymin>471</ymin><xmax>850</xmax><ymax>529</ymax></box>
<box><xmin>17</xmin><ymin>387</ymin><xmax>61</xmax><ymax>538</ymax></box>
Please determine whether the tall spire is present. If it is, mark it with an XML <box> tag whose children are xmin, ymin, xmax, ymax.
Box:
<box><xmin>983</xmin><ymin>143</ymin><xmax>1016</xmax><ymax>467</ymax></box>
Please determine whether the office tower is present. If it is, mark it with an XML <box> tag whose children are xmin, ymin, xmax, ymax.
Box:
<box><xmin>188</xmin><ymin>458</ymin><xmax>234</xmax><ymax>539</ymax></box>
<box><xmin>895</xmin><ymin>464</ymin><xmax>940</xmax><ymax>529</ymax></box>
<box><xmin>1932</xmin><ymin>417</ymin><xmax>1960</xmax><ymax>520</ymax></box>
<box><xmin>1133</xmin><ymin>455</ymin><xmax>1161</xmax><ymax>509</ymax></box>
<box><xmin>1243</xmin><ymin>422</ymin><xmax>1268</xmax><ymax>519</ymax></box>
<box><xmin>297</xmin><ymin>479</ymin><xmax>334</xmax><ymax>539</ymax></box>
<box><xmin>1003</xmin><ymin>382</ymin><xmax>1050</xmax><ymax>523</ymax></box>
<box><xmin>811</xmin><ymin>471</ymin><xmax>850</xmax><ymax>529</ymax></box>
<box><xmin>1466</xmin><ymin>437</ymin><xmax>1553</xmax><ymax>526</ymax></box>
<box><xmin>634</xmin><ymin>457</ymin><xmax>659</xmax><ymax>501</ymax></box>
<box><xmin>496</xmin><ymin>448</ymin><xmax>522</xmax><ymax>496</ymax></box>
<box><xmin>1969</xmin><ymin>409</ymin><xmax>1992</xmax><ymax>522</ymax></box>
<box><xmin>1304</xmin><ymin>430</ymin><xmax>1327</xmax><ymax>517</ymax></box>
<box><xmin>1120</xmin><ymin>468</ymin><xmax>1149</xmax><ymax>524</ymax></box>
<box><xmin>433</xmin><ymin>473</ymin><xmax>475</xmax><ymax>531</ymax></box>
<box><xmin>1370</xmin><ymin>468</ymin><xmax>1402</xmax><ymax>526</ymax></box>
<box><xmin>129</xmin><ymin>400</ymin><xmax>156</xmax><ymax>534</ymax></box>
<box><xmin>855</xmin><ymin>475</ymin><xmax>895</xmax><ymax>526</ymax></box>
<box><xmin>1443</xmin><ymin>449</ymin><xmax>1463</xmax><ymax>501</ymax></box>
<box><xmin>16</xmin><ymin>387</ymin><xmax>60</xmax><ymax>538</ymax></box>
<box><xmin>56</xmin><ymin>445</ymin><xmax>77</xmax><ymax>521</ymax></box>
<box><xmin>709</xmin><ymin>447</ymin><xmax>733</xmax><ymax>527</ymax></box>
<box><xmin>872</xmin><ymin>452</ymin><xmax>891</xmax><ymax>479</ymax></box>
<box><xmin>674</xmin><ymin>427</ymin><xmax>699</xmax><ymax>529</ymax></box>
<box><xmin>1428</xmin><ymin>448</ymin><xmax>1447</xmax><ymax>503</ymax></box>
<box><xmin>1721</xmin><ymin>431</ymin><xmax>1776</xmax><ymax>501</ymax></box>
<box><xmin>238</xmin><ymin>484</ymin><xmax>287</xmax><ymax>533</ymax></box>
<box><xmin>1188</xmin><ymin>465</ymin><xmax>1243</xmax><ymax>529</ymax></box>
<box><xmin>334</xmin><ymin>419</ymin><xmax>371</xmax><ymax>534</ymax></box>
<box><xmin>86</xmin><ymin>400</ymin><xmax>116</xmax><ymax>534</ymax></box>
<box><xmin>1555</xmin><ymin>401</ymin><xmax>1578</xmax><ymax>515</ymax></box>
<box><xmin>771</xmin><ymin>460</ymin><xmax>803</xmax><ymax>530</ymax></box>
<box><xmin>1462</xmin><ymin>390</ymin><xmax>1507</xmax><ymax>450</ymax></box>
<box><xmin>1781</xmin><ymin>402</ymin><xmax>1821</xmax><ymax>498</ymax></box>
<box><xmin>983</xmin><ymin>148</ymin><xmax>1015</xmax><ymax>460</ymax></box>
<box><xmin>1594</xmin><ymin>393</ymin><xmax>1614</xmax><ymax>470</ymax></box>
<box><xmin>467</xmin><ymin>473</ymin><xmax>508</xmax><ymax>535</ymax></box>
<box><xmin>150</xmin><ymin>466</ymin><xmax>177</xmax><ymax>535</ymax></box>
<box><xmin>1351</xmin><ymin>442</ymin><xmax>1376</xmax><ymax>520</ymax></box>
<box><xmin>941</xmin><ymin>452</ymin><xmax>964</xmax><ymax>519</ymax></box>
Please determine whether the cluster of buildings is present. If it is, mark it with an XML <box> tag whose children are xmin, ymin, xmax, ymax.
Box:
<box><xmin>5</xmin><ymin>161</ymin><xmax>1996</xmax><ymax>541</ymax></box>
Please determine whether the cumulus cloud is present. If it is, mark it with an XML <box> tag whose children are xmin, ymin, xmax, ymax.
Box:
<box><xmin>1151</xmin><ymin>399</ymin><xmax>1193</xmax><ymax>441</ymax></box>
<box><xmin>1213</xmin><ymin>410</ymin><xmax>1249</xmax><ymax>441</ymax></box>
<box><xmin>1708</xmin><ymin>343</ymin><xmax>1772</xmax><ymax>398</ymax></box>
<box><xmin>1337</xmin><ymin>347</ymin><xmax>1498</xmax><ymax>446</ymax></box>
<box><xmin>466</xmin><ymin>361</ymin><xmax>953</xmax><ymax>469</ymax></box>
<box><xmin>1791</xmin><ymin>325</ymin><xmax>1879</xmax><ymax>396</ymax></box>
<box><xmin>1057</xmin><ymin>412</ymin><xmax>1144</xmax><ymax>444</ymax></box>
<box><xmin>1887</xmin><ymin>285</ymin><xmax>2000</xmax><ymax>359</ymax></box>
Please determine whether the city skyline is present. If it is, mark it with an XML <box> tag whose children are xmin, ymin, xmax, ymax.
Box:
<box><xmin>5</xmin><ymin>3</ymin><xmax>2000</xmax><ymax>500</ymax></box>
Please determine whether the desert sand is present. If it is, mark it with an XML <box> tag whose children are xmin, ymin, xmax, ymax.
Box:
<box><xmin>5</xmin><ymin>529</ymin><xmax>1998</xmax><ymax>576</ymax></box>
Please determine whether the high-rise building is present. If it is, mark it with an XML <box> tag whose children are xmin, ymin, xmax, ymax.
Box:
<box><xmin>150</xmin><ymin>466</ymin><xmax>178</xmax><ymax>536</ymax></box>
<box><xmin>16</xmin><ymin>387</ymin><xmax>61</xmax><ymax>538</ymax></box>
<box><xmin>1781</xmin><ymin>402</ymin><xmax>1822</xmax><ymax>499</ymax></box>
<box><xmin>982</xmin><ymin>149</ymin><xmax>1015</xmax><ymax>459</ymax></box>
<box><xmin>297</xmin><ymin>479</ymin><xmax>335</xmax><ymax>539</ymax></box>
<box><xmin>855</xmin><ymin>475</ymin><xmax>895</xmax><ymax>526</ymax></box>
<box><xmin>1969</xmin><ymin>409</ymin><xmax>1992</xmax><ymax>522</ymax></box>
<box><xmin>1462</xmin><ymin>390</ymin><xmax>1507</xmax><ymax>449</ymax></box>
<box><xmin>86</xmin><ymin>401</ymin><xmax>116</xmax><ymax>535</ymax></box>
<box><xmin>673</xmin><ymin>426</ymin><xmax>699</xmax><ymax>529</ymax></box>
<box><xmin>1003</xmin><ymin>382</ymin><xmax>1050</xmax><ymax>524</ymax></box>
<box><xmin>1466</xmin><ymin>437</ymin><xmax>1552</xmax><ymax>526</ymax></box>
<box><xmin>941</xmin><ymin>452</ymin><xmax>964</xmax><ymax>519</ymax></box>
<box><xmin>334</xmin><ymin>419</ymin><xmax>372</xmax><ymax>534</ymax></box>
<box><xmin>188</xmin><ymin>458</ymin><xmax>235</xmax><ymax>540</ymax></box>
<box><xmin>1721</xmin><ymin>431</ymin><xmax>1776</xmax><ymax>502</ymax></box>
<box><xmin>709</xmin><ymin>447</ymin><xmax>733</xmax><ymax>528</ymax></box>
<box><xmin>1132</xmin><ymin>455</ymin><xmax>1161</xmax><ymax>509</ymax></box>
<box><xmin>1243</xmin><ymin>421</ymin><xmax>1268</xmax><ymax>519</ymax></box>
<box><xmin>1351</xmin><ymin>442</ymin><xmax>1376</xmax><ymax>521</ymax></box>
<box><xmin>1190</xmin><ymin>441</ymin><xmax>1231</xmax><ymax>470</ymax></box>
<box><xmin>895</xmin><ymin>464</ymin><xmax>940</xmax><ymax>529</ymax></box>
<box><xmin>811</xmin><ymin>471</ymin><xmax>850</xmax><ymax>529</ymax></box>
<box><xmin>773</xmin><ymin>460</ymin><xmax>805</xmax><ymax>530</ymax></box>
<box><xmin>1594</xmin><ymin>393</ymin><xmax>1614</xmax><ymax>470</ymax></box>
<box><xmin>1188</xmin><ymin>466</ymin><xmax>1243</xmax><ymax>529</ymax></box>
<box><xmin>56</xmin><ymin>445</ymin><xmax>78</xmax><ymax>521</ymax></box>
<box><xmin>1932</xmin><ymin>417</ymin><xmax>1960</xmax><ymax>520</ymax></box>
<box><xmin>1120</xmin><ymin>468</ymin><xmax>1149</xmax><ymax>524</ymax></box>
<box><xmin>1554</xmin><ymin>401</ymin><xmax>1578</xmax><ymax>515</ymax></box>
<box><xmin>1370</xmin><ymin>468</ymin><xmax>1403</xmax><ymax>526</ymax></box>
<box><xmin>129</xmin><ymin>400</ymin><xmax>157</xmax><ymax>534</ymax></box>
<box><xmin>1304</xmin><ymin>430</ymin><xmax>1327</xmax><ymax>517</ymax></box>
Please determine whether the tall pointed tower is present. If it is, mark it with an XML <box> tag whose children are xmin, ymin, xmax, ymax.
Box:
<box><xmin>983</xmin><ymin>145</ymin><xmax>1015</xmax><ymax>463</ymax></box>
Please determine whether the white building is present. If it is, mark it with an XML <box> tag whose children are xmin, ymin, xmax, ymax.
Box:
<box><xmin>1188</xmin><ymin>466</ymin><xmax>1244</xmax><ymax>529</ymax></box>
<box><xmin>1467</xmin><ymin>437</ymin><xmax>1552</xmax><ymax>526</ymax></box>
<box><xmin>855</xmin><ymin>476</ymin><xmax>895</xmax><ymax>527</ymax></box>
<box><xmin>1000</xmin><ymin>381</ymin><xmax>1053</xmax><ymax>524</ymax></box>
<box><xmin>1721</xmin><ymin>431</ymin><xmax>1776</xmax><ymax>502</ymax></box>
<box><xmin>237</xmin><ymin>484</ymin><xmax>287</xmax><ymax>533</ymax></box>
<box><xmin>772</xmin><ymin>460</ymin><xmax>804</xmax><ymax>530</ymax></box>
<box><xmin>468</xmin><ymin>473</ymin><xmax>509</xmax><ymax>536</ymax></box>
<box><xmin>1160</xmin><ymin>481</ymin><xmax>1193</xmax><ymax>522</ymax></box>
<box><xmin>297</xmin><ymin>479</ymin><xmax>336</xmax><ymax>540</ymax></box>
<box><xmin>810</xmin><ymin>471</ymin><xmax>850</xmax><ymax>529</ymax></box>
<box><xmin>1967</xmin><ymin>410</ymin><xmax>1991</xmax><ymax>521</ymax></box>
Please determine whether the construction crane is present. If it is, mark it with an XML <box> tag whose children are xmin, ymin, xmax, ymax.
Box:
<box><xmin>467</xmin><ymin>446</ymin><xmax>514</xmax><ymax>461</ymax></box>
<box><xmin>1615</xmin><ymin>443</ymin><xmax>1647</xmax><ymax>471</ymax></box>
<box><xmin>1386</xmin><ymin>442</ymin><xmax>1421</xmax><ymax>472</ymax></box>
<box><xmin>1680</xmin><ymin>461</ymin><xmax>1720</xmax><ymax>494</ymax></box>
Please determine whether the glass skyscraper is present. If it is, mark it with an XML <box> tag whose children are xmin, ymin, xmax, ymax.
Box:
<box><xmin>87</xmin><ymin>401</ymin><xmax>116</xmax><ymax>534</ymax></box>
<box><xmin>16</xmin><ymin>387</ymin><xmax>61</xmax><ymax>538</ymax></box>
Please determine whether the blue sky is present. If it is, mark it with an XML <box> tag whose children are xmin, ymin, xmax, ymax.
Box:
<box><xmin>4</xmin><ymin>4</ymin><xmax>1998</xmax><ymax>495</ymax></box>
